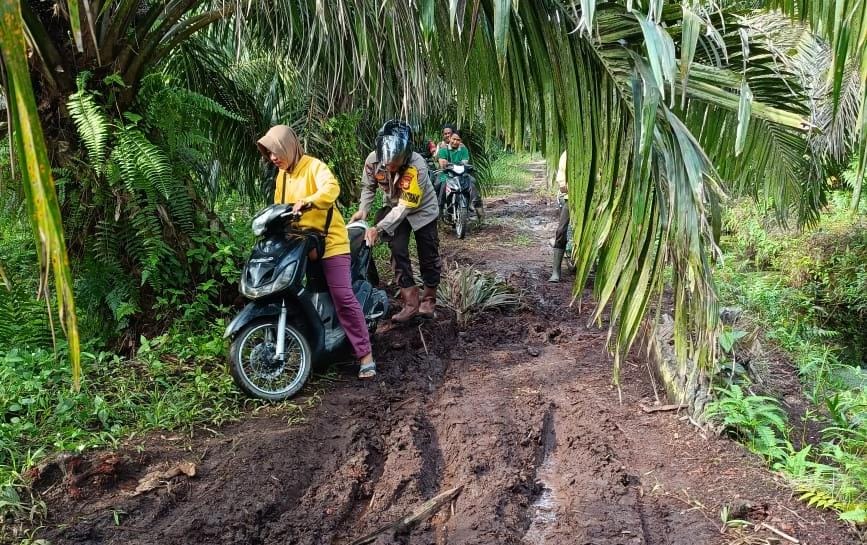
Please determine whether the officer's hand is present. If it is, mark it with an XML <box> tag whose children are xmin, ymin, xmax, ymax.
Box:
<box><xmin>364</xmin><ymin>227</ymin><xmax>379</xmax><ymax>247</ymax></box>
<box><xmin>351</xmin><ymin>209</ymin><xmax>368</xmax><ymax>222</ymax></box>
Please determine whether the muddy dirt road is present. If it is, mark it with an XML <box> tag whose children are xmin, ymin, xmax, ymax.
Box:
<box><xmin>39</xmin><ymin>164</ymin><xmax>858</xmax><ymax>545</ymax></box>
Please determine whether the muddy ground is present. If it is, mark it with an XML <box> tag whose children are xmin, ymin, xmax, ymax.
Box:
<box><xmin>34</xmin><ymin>164</ymin><xmax>859</xmax><ymax>545</ymax></box>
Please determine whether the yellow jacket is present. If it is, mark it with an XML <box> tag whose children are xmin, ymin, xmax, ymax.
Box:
<box><xmin>273</xmin><ymin>155</ymin><xmax>350</xmax><ymax>258</ymax></box>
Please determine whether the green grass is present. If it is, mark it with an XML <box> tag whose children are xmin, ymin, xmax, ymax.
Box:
<box><xmin>0</xmin><ymin>194</ymin><xmax>313</xmax><ymax>530</ymax></box>
<box><xmin>484</xmin><ymin>151</ymin><xmax>537</xmax><ymax>195</ymax></box>
<box><xmin>511</xmin><ymin>232</ymin><xmax>533</xmax><ymax>247</ymax></box>
<box><xmin>711</xmin><ymin>192</ymin><xmax>867</xmax><ymax>524</ymax></box>
<box><xmin>0</xmin><ymin>326</ymin><xmax>319</xmax><ymax>527</ymax></box>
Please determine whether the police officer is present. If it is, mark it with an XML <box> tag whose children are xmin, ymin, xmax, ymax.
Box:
<box><xmin>351</xmin><ymin>120</ymin><xmax>442</xmax><ymax>321</ymax></box>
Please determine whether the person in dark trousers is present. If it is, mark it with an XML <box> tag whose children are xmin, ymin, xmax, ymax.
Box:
<box><xmin>550</xmin><ymin>151</ymin><xmax>569</xmax><ymax>282</ymax></box>
<box><xmin>351</xmin><ymin>120</ymin><xmax>442</xmax><ymax>322</ymax></box>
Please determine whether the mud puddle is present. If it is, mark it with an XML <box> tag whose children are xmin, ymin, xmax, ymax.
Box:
<box><xmin>523</xmin><ymin>407</ymin><xmax>559</xmax><ymax>545</ymax></box>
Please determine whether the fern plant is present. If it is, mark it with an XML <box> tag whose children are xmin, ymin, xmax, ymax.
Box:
<box><xmin>0</xmin><ymin>202</ymin><xmax>54</xmax><ymax>350</ymax></box>
<box><xmin>67</xmin><ymin>73</ymin><xmax>110</xmax><ymax>170</ymax></box>
<box><xmin>784</xmin><ymin>443</ymin><xmax>867</xmax><ymax>523</ymax></box>
<box><xmin>704</xmin><ymin>384</ymin><xmax>790</xmax><ymax>461</ymax></box>
<box><xmin>63</xmin><ymin>71</ymin><xmax>247</xmax><ymax>339</ymax></box>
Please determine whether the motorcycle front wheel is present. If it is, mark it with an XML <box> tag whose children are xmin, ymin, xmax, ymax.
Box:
<box><xmin>229</xmin><ymin>319</ymin><xmax>312</xmax><ymax>401</ymax></box>
<box><xmin>455</xmin><ymin>197</ymin><xmax>469</xmax><ymax>239</ymax></box>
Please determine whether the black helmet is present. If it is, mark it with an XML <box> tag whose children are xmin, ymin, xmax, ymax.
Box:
<box><xmin>375</xmin><ymin>120</ymin><xmax>412</xmax><ymax>167</ymax></box>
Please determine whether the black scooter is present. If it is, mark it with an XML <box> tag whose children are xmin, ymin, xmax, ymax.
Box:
<box><xmin>224</xmin><ymin>204</ymin><xmax>388</xmax><ymax>400</ymax></box>
<box><xmin>435</xmin><ymin>163</ymin><xmax>479</xmax><ymax>239</ymax></box>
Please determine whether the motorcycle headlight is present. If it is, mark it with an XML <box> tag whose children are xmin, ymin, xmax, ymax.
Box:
<box><xmin>452</xmin><ymin>165</ymin><xmax>465</xmax><ymax>175</ymax></box>
<box><xmin>275</xmin><ymin>261</ymin><xmax>297</xmax><ymax>288</ymax></box>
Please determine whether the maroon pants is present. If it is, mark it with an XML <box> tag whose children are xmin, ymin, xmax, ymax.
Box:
<box><xmin>322</xmin><ymin>253</ymin><xmax>372</xmax><ymax>359</ymax></box>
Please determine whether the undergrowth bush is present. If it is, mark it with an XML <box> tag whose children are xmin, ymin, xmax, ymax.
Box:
<box><xmin>704</xmin><ymin>384</ymin><xmax>789</xmax><ymax>461</ymax></box>
<box><xmin>308</xmin><ymin>111</ymin><xmax>366</xmax><ymax>207</ymax></box>
<box><xmin>56</xmin><ymin>71</ymin><xmax>255</xmax><ymax>344</ymax></box>
<box><xmin>715</xmin><ymin>192</ymin><xmax>867</xmax><ymax>524</ymax></box>
<box><xmin>724</xmin><ymin>193</ymin><xmax>867</xmax><ymax>363</ymax></box>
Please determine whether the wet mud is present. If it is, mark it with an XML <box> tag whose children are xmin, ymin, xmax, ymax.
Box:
<box><xmin>36</xmin><ymin>164</ymin><xmax>859</xmax><ymax>545</ymax></box>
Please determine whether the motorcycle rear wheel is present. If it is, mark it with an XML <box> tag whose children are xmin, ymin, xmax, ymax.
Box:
<box><xmin>229</xmin><ymin>319</ymin><xmax>312</xmax><ymax>401</ymax></box>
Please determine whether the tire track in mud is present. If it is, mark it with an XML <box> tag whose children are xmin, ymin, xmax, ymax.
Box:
<box><xmin>410</xmin><ymin>411</ymin><xmax>445</xmax><ymax>499</ymax></box>
<box><xmin>522</xmin><ymin>403</ymin><xmax>557</xmax><ymax>543</ymax></box>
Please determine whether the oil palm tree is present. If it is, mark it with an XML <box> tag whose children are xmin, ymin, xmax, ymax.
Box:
<box><xmin>2</xmin><ymin>0</ymin><xmax>865</xmax><ymax>390</ymax></box>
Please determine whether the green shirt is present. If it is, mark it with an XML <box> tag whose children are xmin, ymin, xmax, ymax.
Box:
<box><xmin>437</xmin><ymin>145</ymin><xmax>470</xmax><ymax>182</ymax></box>
<box><xmin>437</xmin><ymin>144</ymin><xmax>470</xmax><ymax>165</ymax></box>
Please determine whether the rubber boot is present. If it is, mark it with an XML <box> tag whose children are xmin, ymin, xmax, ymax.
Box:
<box><xmin>549</xmin><ymin>248</ymin><xmax>565</xmax><ymax>283</ymax></box>
<box><xmin>418</xmin><ymin>286</ymin><xmax>438</xmax><ymax>319</ymax></box>
<box><xmin>474</xmin><ymin>201</ymin><xmax>485</xmax><ymax>222</ymax></box>
<box><xmin>392</xmin><ymin>286</ymin><xmax>420</xmax><ymax>323</ymax></box>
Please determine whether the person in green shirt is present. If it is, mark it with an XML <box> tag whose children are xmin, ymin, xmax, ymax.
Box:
<box><xmin>435</xmin><ymin>130</ymin><xmax>483</xmax><ymax>217</ymax></box>
<box><xmin>437</xmin><ymin>131</ymin><xmax>470</xmax><ymax>167</ymax></box>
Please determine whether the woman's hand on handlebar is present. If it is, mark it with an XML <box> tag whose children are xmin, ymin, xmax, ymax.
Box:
<box><xmin>292</xmin><ymin>200</ymin><xmax>311</xmax><ymax>215</ymax></box>
<box><xmin>350</xmin><ymin>208</ymin><xmax>368</xmax><ymax>222</ymax></box>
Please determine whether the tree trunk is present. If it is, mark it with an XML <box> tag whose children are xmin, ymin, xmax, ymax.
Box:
<box><xmin>639</xmin><ymin>313</ymin><xmax>712</xmax><ymax>418</ymax></box>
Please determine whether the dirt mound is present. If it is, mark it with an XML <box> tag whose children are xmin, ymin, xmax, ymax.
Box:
<box><xmin>34</xmin><ymin>169</ymin><xmax>859</xmax><ymax>545</ymax></box>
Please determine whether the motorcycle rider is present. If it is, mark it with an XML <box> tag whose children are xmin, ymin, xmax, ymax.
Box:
<box><xmin>351</xmin><ymin>120</ymin><xmax>441</xmax><ymax>322</ymax></box>
<box><xmin>437</xmin><ymin>130</ymin><xmax>483</xmax><ymax>218</ymax></box>
<box><xmin>438</xmin><ymin>124</ymin><xmax>456</xmax><ymax>151</ymax></box>
<box><xmin>257</xmin><ymin>125</ymin><xmax>377</xmax><ymax>379</ymax></box>
<box><xmin>427</xmin><ymin>124</ymin><xmax>455</xmax><ymax>157</ymax></box>
<box><xmin>550</xmin><ymin>150</ymin><xmax>569</xmax><ymax>282</ymax></box>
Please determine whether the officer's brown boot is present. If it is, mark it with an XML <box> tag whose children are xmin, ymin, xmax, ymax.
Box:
<box><xmin>392</xmin><ymin>287</ymin><xmax>420</xmax><ymax>323</ymax></box>
<box><xmin>418</xmin><ymin>286</ymin><xmax>438</xmax><ymax>319</ymax></box>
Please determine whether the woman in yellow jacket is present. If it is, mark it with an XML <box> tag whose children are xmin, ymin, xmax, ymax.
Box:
<box><xmin>257</xmin><ymin>125</ymin><xmax>377</xmax><ymax>379</ymax></box>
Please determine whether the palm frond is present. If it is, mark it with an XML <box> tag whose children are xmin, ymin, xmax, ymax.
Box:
<box><xmin>438</xmin><ymin>264</ymin><xmax>521</xmax><ymax>326</ymax></box>
<box><xmin>0</xmin><ymin>1</ymin><xmax>80</xmax><ymax>387</ymax></box>
<box><xmin>761</xmin><ymin>0</ymin><xmax>867</xmax><ymax>206</ymax></box>
<box><xmin>194</xmin><ymin>0</ymin><xmax>814</xmax><ymax>381</ymax></box>
<box><xmin>427</xmin><ymin>1</ymin><xmax>812</xmax><ymax>380</ymax></box>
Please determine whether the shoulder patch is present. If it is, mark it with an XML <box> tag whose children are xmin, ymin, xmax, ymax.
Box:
<box><xmin>398</xmin><ymin>167</ymin><xmax>422</xmax><ymax>209</ymax></box>
<box><xmin>399</xmin><ymin>167</ymin><xmax>417</xmax><ymax>190</ymax></box>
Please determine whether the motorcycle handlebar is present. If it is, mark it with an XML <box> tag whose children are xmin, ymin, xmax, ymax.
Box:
<box><xmin>432</xmin><ymin>163</ymin><xmax>473</xmax><ymax>174</ymax></box>
<box><xmin>279</xmin><ymin>203</ymin><xmax>306</xmax><ymax>220</ymax></box>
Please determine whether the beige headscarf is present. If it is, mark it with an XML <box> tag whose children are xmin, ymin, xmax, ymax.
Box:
<box><xmin>257</xmin><ymin>125</ymin><xmax>304</xmax><ymax>172</ymax></box>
